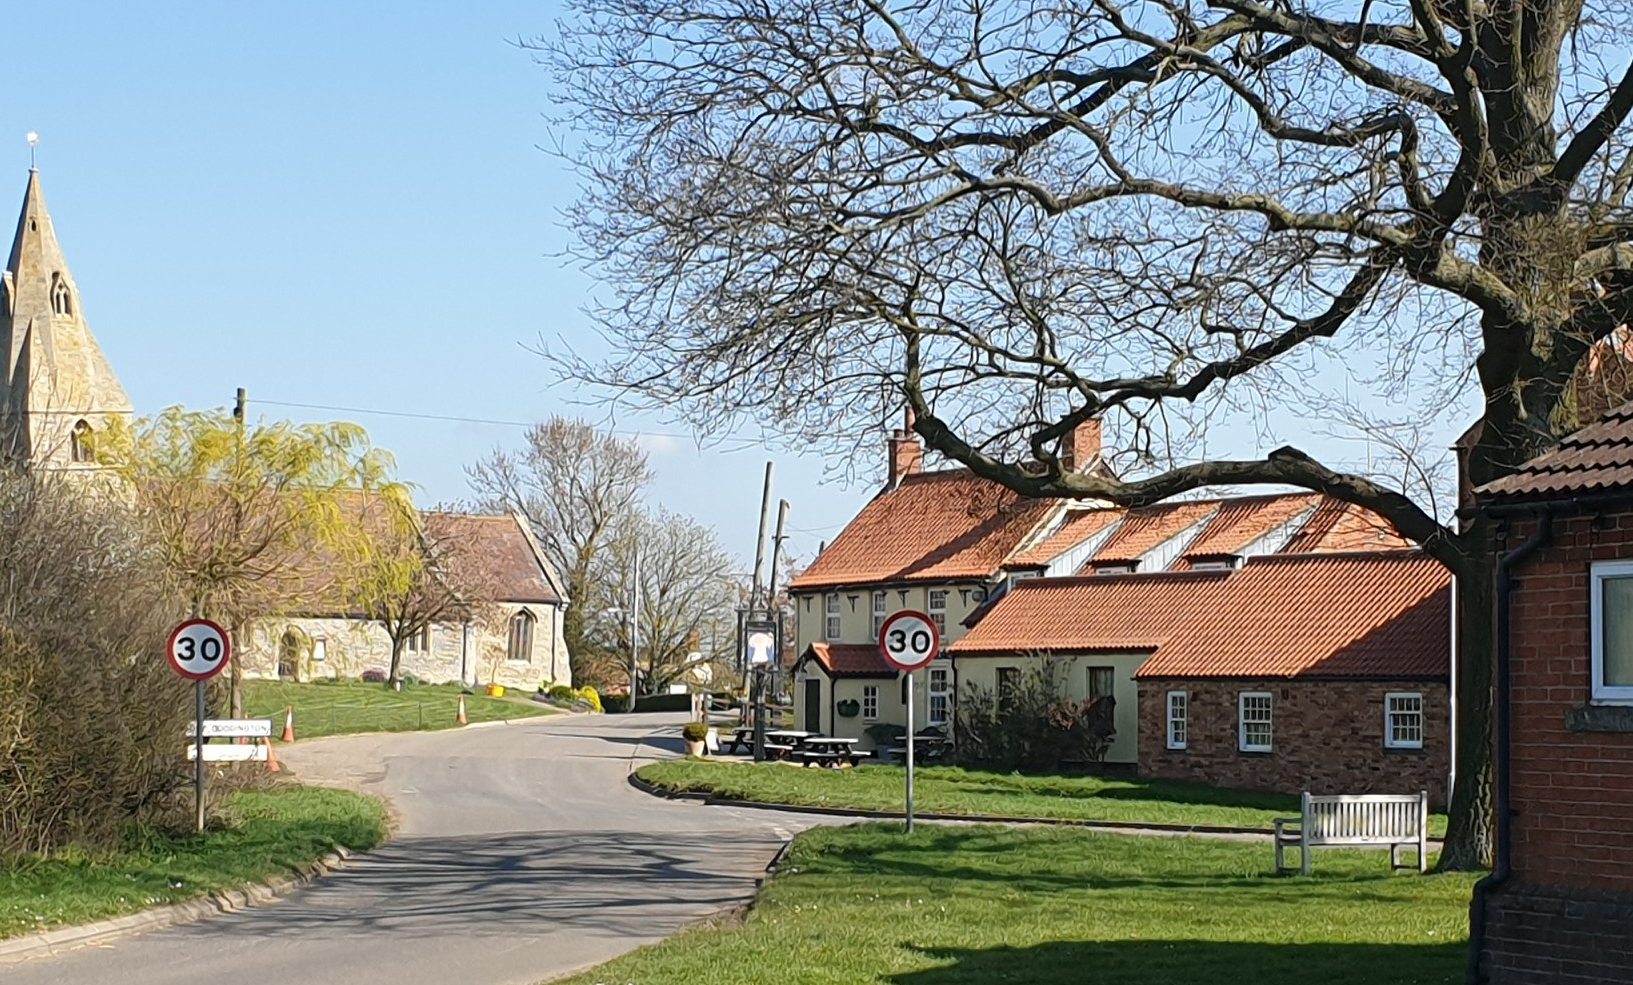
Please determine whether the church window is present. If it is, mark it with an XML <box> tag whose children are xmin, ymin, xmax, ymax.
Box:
<box><xmin>70</xmin><ymin>420</ymin><xmax>93</xmax><ymax>464</ymax></box>
<box><xmin>50</xmin><ymin>274</ymin><xmax>71</xmax><ymax>316</ymax></box>
<box><xmin>507</xmin><ymin>610</ymin><xmax>536</xmax><ymax>663</ymax></box>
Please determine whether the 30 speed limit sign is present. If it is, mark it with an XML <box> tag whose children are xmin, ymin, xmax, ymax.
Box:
<box><xmin>878</xmin><ymin>610</ymin><xmax>940</xmax><ymax>672</ymax></box>
<box><xmin>167</xmin><ymin>618</ymin><xmax>232</xmax><ymax>681</ymax></box>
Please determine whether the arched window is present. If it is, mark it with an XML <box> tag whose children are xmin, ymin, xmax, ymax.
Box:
<box><xmin>49</xmin><ymin>274</ymin><xmax>71</xmax><ymax>316</ymax></box>
<box><xmin>507</xmin><ymin>609</ymin><xmax>535</xmax><ymax>663</ymax></box>
<box><xmin>69</xmin><ymin>419</ymin><xmax>92</xmax><ymax>464</ymax></box>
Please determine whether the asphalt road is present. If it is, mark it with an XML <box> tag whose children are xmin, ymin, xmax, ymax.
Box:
<box><xmin>8</xmin><ymin>711</ymin><xmax>816</xmax><ymax>985</ymax></box>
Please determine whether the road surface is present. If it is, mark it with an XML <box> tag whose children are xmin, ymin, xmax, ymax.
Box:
<box><xmin>7</xmin><ymin>712</ymin><xmax>814</xmax><ymax>985</ymax></box>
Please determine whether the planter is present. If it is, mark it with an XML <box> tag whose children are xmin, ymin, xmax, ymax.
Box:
<box><xmin>486</xmin><ymin>684</ymin><xmax>505</xmax><ymax>698</ymax></box>
<box><xmin>685</xmin><ymin>739</ymin><xmax>706</xmax><ymax>757</ymax></box>
<box><xmin>836</xmin><ymin>699</ymin><xmax>861</xmax><ymax>718</ymax></box>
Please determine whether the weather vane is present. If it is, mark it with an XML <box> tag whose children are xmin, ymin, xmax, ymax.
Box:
<box><xmin>26</xmin><ymin>132</ymin><xmax>38</xmax><ymax>171</ymax></box>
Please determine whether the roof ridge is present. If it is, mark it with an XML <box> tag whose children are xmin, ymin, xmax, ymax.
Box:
<box><xmin>1242</xmin><ymin>548</ymin><xmax>1429</xmax><ymax>564</ymax></box>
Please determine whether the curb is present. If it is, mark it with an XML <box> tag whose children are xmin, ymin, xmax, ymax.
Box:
<box><xmin>0</xmin><ymin>845</ymin><xmax>357</xmax><ymax>964</ymax></box>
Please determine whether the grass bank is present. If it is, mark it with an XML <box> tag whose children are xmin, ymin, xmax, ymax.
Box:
<box><xmin>636</xmin><ymin>761</ymin><xmax>1449</xmax><ymax>834</ymax></box>
<box><xmin>245</xmin><ymin>680</ymin><xmax>555</xmax><ymax>741</ymax></box>
<box><xmin>0</xmin><ymin>785</ymin><xmax>388</xmax><ymax>940</ymax></box>
<box><xmin>557</xmin><ymin>823</ymin><xmax>1474</xmax><ymax>985</ymax></box>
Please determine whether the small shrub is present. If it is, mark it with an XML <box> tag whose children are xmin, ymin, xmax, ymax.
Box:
<box><xmin>361</xmin><ymin>668</ymin><xmax>388</xmax><ymax>684</ymax></box>
<box><xmin>574</xmin><ymin>686</ymin><xmax>604</xmax><ymax>713</ymax></box>
<box><xmin>548</xmin><ymin>684</ymin><xmax>575</xmax><ymax>701</ymax></box>
<box><xmin>681</xmin><ymin>721</ymin><xmax>710</xmax><ymax>742</ymax></box>
<box><xmin>956</xmin><ymin>659</ymin><xmax>1116</xmax><ymax>772</ymax></box>
<box><xmin>603</xmin><ymin>694</ymin><xmax>630</xmax><ymax>714</ymax></box>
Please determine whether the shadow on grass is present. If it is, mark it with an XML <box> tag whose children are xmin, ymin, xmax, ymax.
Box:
<box><xmin>890</xmin><ymin>939</ymin><xmax>1468</xmax><ymax>985</ymax></box>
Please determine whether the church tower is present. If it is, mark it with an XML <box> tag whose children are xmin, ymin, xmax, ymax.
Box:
<box><xmin>0</xmin><ymin>169</ymin><xmax>132</xmax><ymax>469</ymax></box>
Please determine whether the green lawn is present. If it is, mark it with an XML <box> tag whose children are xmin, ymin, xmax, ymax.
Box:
<box><xmin>245</xmin><ymin>680</ymin><xmax>555</xmax><ymax>741</ymax></box>
<box><xmin>0</xmin><ymin>785</ymin><xmax>388</xmax><ymax>940</ymax></box>
<box><xmin>637</xmin><ymin>761</ymin><xmax>1450</xmax><ymax>835</ymax></box>
<box><xmin>556</xmin><ymin>823</ymin><xmax>1474</xmax><ymax>985</ymax></box>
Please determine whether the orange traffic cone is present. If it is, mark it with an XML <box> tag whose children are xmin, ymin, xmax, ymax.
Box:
<box><xmin>264</xmin><ymin>738</ymin><xmax>281</xmax><ymax>773</ymax></box>
<box><xmin>281</xmin><ymin>707</ymin><xmax>295</xmax><ymax>743</ymax></box>
<box><xmin>456</xmin><ymin>695</ymin><xmax>468</xmax><ymax>726</ymax></box>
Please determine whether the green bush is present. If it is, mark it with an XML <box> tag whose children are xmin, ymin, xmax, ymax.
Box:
<box><xmin>603</xmin><ymin>694</ymin><xmax>630</xmax><ymax>714</ymax></box>
<box><xmin>681</xmin><ymin>721</ymin><xmax>710</xmax><ymax>742</ymax></box>
<box><xmin>547</xmin><ymin>684</ymin><xmax>575</xmax><ymax>701</ymax></box>
<box><xmin>957</xmin><ymin>659</ymin><xmax>1116</xmax><ymax>772</ymax></box>
<box><xmin>574</xmin><ymin>686</ymin><xmax>604</xmax><ymax>713</ymax></box>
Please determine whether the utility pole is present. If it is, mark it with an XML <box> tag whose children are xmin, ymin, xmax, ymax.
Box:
<box><xmin>760</xmin><ymin>499</ymin><xmax>790</xmax><ymax>742</ymax></box>
<box><xmin>749</xmin><ymin>462</ymin><xmax>774</xmax><ymax>612</ymax></box>
<box><xmin>629</xmin><ymin>542</ymin><xmax>641</xmax><ymax>713</ymax></box>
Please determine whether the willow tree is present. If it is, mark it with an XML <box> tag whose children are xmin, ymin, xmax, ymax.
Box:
<box><xmin>103</xmin><ymin>408</ymin><xmax>397</xmax><ymax>715</ymax></box>
<box><xmin>541</xmin><ymin>0</ymin><xmax>1633</xmax><ymax>868</ymax></box>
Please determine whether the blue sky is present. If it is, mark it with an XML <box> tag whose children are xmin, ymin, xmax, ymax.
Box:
<box><xmin>0</xmin><ymin>1</ymin><xmax>870</xmax><ymax>568</ymax></box>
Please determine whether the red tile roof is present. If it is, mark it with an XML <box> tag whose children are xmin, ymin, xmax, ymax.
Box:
<box><xmin>1009</xmin><ymin>508</ymin><xmax>1122</xmax><ymax>566</ymax></box>
<box><xmin>1282</xmin><ymin>499</ymin><xmax>1412</xmax><ymax>552</ymax></box>
<box><xmin>1479</xmin><ymin>400</ymin><xmax>1633</xmax><ymax>500</ymax></box>
<box><xmin>800</xmin><ymin>641</ymin><xmax>897</xmax><ymax>678</ymax></box>
<box><xmin>1175</xmin><ymin>493</ymin><xmax>1321</xmax><ymax>562</ymax></box>
<box><xmin>1091</xmin><ymin>501</ymin><xmax>1220</xmax><ymax>563</ymax></box>
<box><xmin>949</xmin><ymin>551</ymin><xmax>1449</xmax><ymax>680</ymax></box>
<box><xmin>789</xmin><ymin>470</ymin><xmax>1056</xmax><ymax>590</ymax></box>
<box><xmin>424</xmin><ymin>512</ymin><xmax>564</xmax><ymax>604</ymax></box>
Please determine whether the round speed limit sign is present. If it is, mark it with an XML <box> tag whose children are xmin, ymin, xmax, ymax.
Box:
<box><xmin>878</xmin><ymin>610</ymin><xmax>941</xmax><ymax>672</ymax></box>
<box><xmin>167</xmin><ymin>618</ymin><xmax>232</xmax><ymax>681</ymax></box>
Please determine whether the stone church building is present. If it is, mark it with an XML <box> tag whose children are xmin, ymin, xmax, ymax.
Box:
<box><xmin>1</xmin><ymin>169</ymin><xmax>571</xmax><ymax>690</ymax></box>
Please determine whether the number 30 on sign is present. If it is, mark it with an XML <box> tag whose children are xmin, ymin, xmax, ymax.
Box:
<box><xmin>878</xmin><ymin>610</ymin><xmax>940</xmax><ymax>672</ymax></box>
<box><xmin>167</xmin><ymin>618</ymin><xmax>232</xmax><ymax>681</ymax></box>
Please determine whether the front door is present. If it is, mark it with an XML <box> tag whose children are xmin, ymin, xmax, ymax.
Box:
<box><xmin>803</xmin><ymin>678</ymin><xmax>823</xmax><ymax>734</ymax></box>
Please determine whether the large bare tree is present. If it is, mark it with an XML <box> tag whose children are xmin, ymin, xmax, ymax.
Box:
<box><xmin>540</xmin><ymin>0</ymin><xmax>1633</xmax><ymax>868</ymax></box>
<box><xmin>467</xmin><ymin>418</ymin><xmax>652</xmax><ymax>681</ymax></box>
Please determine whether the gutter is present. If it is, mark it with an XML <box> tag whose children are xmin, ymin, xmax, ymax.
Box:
<box><xmin>1466</xmin><ymin>509</ymin><xmax>1553</xmax><ymax>985</ymax></box>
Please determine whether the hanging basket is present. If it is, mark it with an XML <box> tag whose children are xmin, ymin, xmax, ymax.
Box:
<box><xmin>836</xmin><ymin>699</ymin><xmax>861</xmax><ymax>718</ymax></box>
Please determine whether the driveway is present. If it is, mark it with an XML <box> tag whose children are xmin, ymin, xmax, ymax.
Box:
<box><xmin>6</xmin><ymin>712</ymin><xmax>818</xmax><ymax>985</ymax></box>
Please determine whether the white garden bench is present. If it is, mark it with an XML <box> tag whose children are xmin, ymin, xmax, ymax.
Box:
<box><xmin>1273</xmin><ymin>791</ymin><xmax>1429</xmax><ymax>875</ymax></box>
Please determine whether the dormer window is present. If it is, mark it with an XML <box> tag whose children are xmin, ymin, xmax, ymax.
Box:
<box><xmin>50</xmin><ymin>274</ymin><xmax>71</xmax><ymax>316</ymax></box>
<box><xmin>70</xmin><ymin>420</ymin><xmax>92</xmax><ymax>463</ymax></box>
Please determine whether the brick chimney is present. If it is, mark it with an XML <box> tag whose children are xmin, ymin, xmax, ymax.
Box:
<box><xmin>1060</xmin><ymin>418</ymin><xmax>1103</xmax><ymax>473</ymax></box>
<box><xmin>888</xmin><ymin>407</ymin><xmax>923</xmax><ymax>486</ymax></box>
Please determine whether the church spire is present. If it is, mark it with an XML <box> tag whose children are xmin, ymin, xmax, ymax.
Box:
<box><xmin>0</xmin><ymin>168</ymin><xmax>132</xmax><ymax>467</ymax></box>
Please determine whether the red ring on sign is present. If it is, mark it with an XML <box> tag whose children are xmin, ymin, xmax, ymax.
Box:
<box><xmin>877</xmin><ymin>609</ymin><xmax>941</xmax><ymax>672</ymax></box>
<box><xmin>167</xmin><ymin>618</ymin><xmax>233</xmax><ymax>681</ymax></box>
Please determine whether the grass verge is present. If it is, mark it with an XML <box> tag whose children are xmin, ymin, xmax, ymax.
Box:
<box><xmin>556</xmin><ymin>823</ymin><xmax>1474</xmax><ymax>985</ymax></box>
<box><xmin>0</xmin><ymin>785</ymin><xmax>388</xmax><ymax>940</ymax></box>
<box><xmin>246</xmin><ymin>680</ymin><xmax>555</xmax><ymax>741</ymax></box>
<box><xmin>636</xmin><ymin>761</ymin><xmax>1449</xmax><ymax>835</ymax></box>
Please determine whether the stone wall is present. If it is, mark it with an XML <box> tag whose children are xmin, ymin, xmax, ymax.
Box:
<box><xmin>237</xmin><ymin>601</ymin><xmax>570</xmax><ymax>691</ymax></box>
<box><xmin>1480</xmin><ymin>883</ymin><xmax>1633</xmax><ymax>984</ymax></box>
<box><xmin>1137</xmin><ymin>678</ymin><xmax>1449</xmax><ymax>802</ymax></box>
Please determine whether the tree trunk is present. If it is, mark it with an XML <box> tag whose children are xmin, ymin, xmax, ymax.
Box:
<box><xmin>387</xmin><ymin>638</ymin><xmax>405</xmax><ymax>687</ymax></box>
<box><xmin>228</xmin><ymin>621</ymin><xmax>245</xmax><ymax>719</ymax></box>
<box><xmin>1438</xmin><ymin>533</ymin><xmax>1497</xmax><ymax>871</ymax></box>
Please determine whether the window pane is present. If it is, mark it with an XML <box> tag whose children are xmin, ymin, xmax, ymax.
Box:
<box><xmin>1604</xmin><ymin>576</ymin><xmax>1633</xmax><ymax>687</ymax></box>
<box><xmin>1088</xmin><ymin>667</ymin><xmax>1115</xmax><ymax>702</ymax></box>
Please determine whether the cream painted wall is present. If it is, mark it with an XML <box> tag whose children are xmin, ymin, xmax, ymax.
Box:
<box><xmin>792</xmin><ymin>583</ymin><xmax>990</xmax><ymax>656</ymax></box>
<box><xmin>794</xmin><ymin>657</ymin><xmax>954</xmax><ymax>748</ymax></box>
<box><xmin>953</xmin><ymin>653</ymin><xmax>1148</xmax><ymax>764</ymax></box>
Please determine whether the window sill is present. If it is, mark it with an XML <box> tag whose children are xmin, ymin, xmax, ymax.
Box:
<box><xmin>1566</xmin><ymin>704</ymin><xmax>1633</xmax><ymax>733</ymax></box>
<box><xmin>1237</xmin><ymin>748</ymin><xmax>1273</xmax><ymax>756</ymax></box>
<box><xmin>1383</xmin><ymin>745</ymin><xmax>1426</xmax><ymax>754</ymax></box>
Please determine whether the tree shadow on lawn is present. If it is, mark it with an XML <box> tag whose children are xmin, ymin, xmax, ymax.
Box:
<box><xmin>888</xmin><ymin>939</ymin><xmax>1467</xmax><ymax>985</ymax></box>
<box><xmin>933</xmin><ymin>775</ymin><xmax>1295</xmax><ymax>813</ymax></box>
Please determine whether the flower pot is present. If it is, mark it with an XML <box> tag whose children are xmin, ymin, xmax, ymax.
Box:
<box><xmin>685</xmin><ymin>739</ymin><xmax>706</xmax><ymax>757</ymax></box>
<box><xmin>486</xmin><ymin>684</ymin><xmax>505</xmax><ymax>698</ymax></box>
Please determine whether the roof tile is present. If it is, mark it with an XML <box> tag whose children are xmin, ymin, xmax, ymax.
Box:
<box><xmin>1479</xmin><ymin>401</ymin><xmax>1633</xmax><ymax>499</ymax></box>
<box><xmin>801</xmin><ymin>641</ymin><xmax>898</xmax><ymax>678</ymax></box>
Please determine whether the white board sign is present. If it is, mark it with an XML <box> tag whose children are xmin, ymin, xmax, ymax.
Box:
<box><xmin>186</xmin><ymin>744</ymin><xmax>269</xmax><ymax>763</ymax></box>
<box><xmin>187</xmin><ymin>719</ymin><xmax>273</xmax><ymax>738</ymax></box>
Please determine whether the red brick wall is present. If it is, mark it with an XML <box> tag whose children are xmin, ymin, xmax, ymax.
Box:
<box><xmin>1481</xmin><ymin>883</ymin><xmax>1633</xmax><ymax>984</ymax></box>
<box><xmin>1504</xmin><ymin>511</ymin><xmax>1633</xmax><ymax>893</ymax></box>
<box><xmin>1137</xmin><ymin>679</ymin><xmax>1449</xmax><ymax>803</ymax></box>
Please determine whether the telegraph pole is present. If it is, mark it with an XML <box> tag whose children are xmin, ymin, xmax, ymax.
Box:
<box><xmin>629</xmin><ymin>543</ymin><xmax>641</xmax><ymax>712</ymax></box>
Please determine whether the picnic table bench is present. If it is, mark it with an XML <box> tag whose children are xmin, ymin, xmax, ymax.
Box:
<box><xmin>1274</xmin><ymin>791</ymin><xmax>1429</xmax><ymax>875</ymax></box>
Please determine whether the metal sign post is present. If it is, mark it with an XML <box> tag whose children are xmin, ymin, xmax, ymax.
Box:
<box><xmin>744</xmin><ymin>618</ymin><xmax>777</xmax><ymax>762</ymax></box>
<box><xmin>167</xmin><ymin>619</ymin><xmax>232</xmax><ymax>833</ymax></box>
<box><xmin>878</xmin><ymin>610</ymin><xmax>940</xmax><ymax>836</ymax></box>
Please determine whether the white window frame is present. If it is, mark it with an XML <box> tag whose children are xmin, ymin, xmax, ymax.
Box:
<box><xmin>872</xmin><ymin>591</ymin><xmax>887</xmax><ymax>639</ymax></box>
<box><xmin>927</xmin><ymin>589</ymin><xmax>948</xmax><ymax>633</ymax></box>
<box><xmin>1384</xmin><ymin>691</ymin><xmax>1424</xmax><ymax>750</ymax></box>
<box><xmin>1590</xmin><ymin>560</ymin><xmax>1633</xmax><ymax>704</ymax></box>
<box><xmin>1238</xmin><ymin>691</ymin><xmax>1273</xmax><ymax>753</ymax></box>
<box><xmin>927</xmin><ymin>664</ymin><xmax>951</xmax><ymax>726</ymax></box>
<box><xmin>1166</xmin><ymin>690</ymin><xmax>1188</xmax><ymax>750</ymax></box>
<box><xmin>862</xmin><ymin>685</ymin><xmax>879</xmax><ymax>722</ymax></box>
<box><xmin>825</xmin><ymin>593</ymin><xmax>842</xmax><ymax>641</ymax></box>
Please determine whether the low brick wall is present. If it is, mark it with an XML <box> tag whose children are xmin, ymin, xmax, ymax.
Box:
<box><xmin>1137</xmin><ymin>679</ymin><xmax>1449</xmax><ymax>803</ymax></box>
<box><xmin>1478</xmin><ymin>882</ymin><xmax>1633</xmax><ymax>984</ymax></box>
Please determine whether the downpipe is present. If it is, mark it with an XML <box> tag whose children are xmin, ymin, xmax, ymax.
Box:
<box><xmin>1465</xmin><ymin>510</ymin><xmax>1552</xmax><ymax>984</ymax></box>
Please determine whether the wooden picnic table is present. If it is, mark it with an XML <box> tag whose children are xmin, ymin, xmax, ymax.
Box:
<box><xmin>795</xmin><ymin>736</ymin><xmax>862</xmax><ymax>767</ymax></box>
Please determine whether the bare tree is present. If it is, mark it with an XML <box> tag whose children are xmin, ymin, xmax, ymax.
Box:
<box><xmin>589</xmin><ymin>508</ymin><xmax>740</xmax><ymax>696</ymax></box>
<box><xmin>540</xmin><ymin>0</ymin><xmax>1633</xmax><ymax>869</ymax></box>
<box><xmin>467</xmin><ymin>418</ymin><xmax>651</xmax><ymax>682</ymax></box>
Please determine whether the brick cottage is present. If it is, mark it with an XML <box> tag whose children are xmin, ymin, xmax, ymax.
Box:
<box><xmin>1469</xmin><ymin>402</ymin><xmax>1633</xmax><ymax>984</ymax></box>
